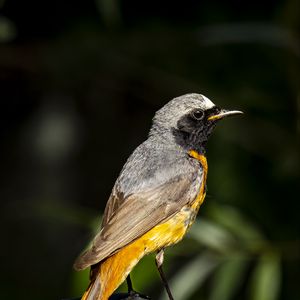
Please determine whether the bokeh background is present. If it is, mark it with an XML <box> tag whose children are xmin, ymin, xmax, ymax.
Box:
<box><xmin>0</xmin><ymin>0</ymin><xmax>299</xmax><ymax>300</ymax></box>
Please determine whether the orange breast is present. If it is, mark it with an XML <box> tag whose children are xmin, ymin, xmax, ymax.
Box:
<box><xmin>188</xmin><ymin>150</ymin><xmax>208</xmax><ymax>210</ymax></box>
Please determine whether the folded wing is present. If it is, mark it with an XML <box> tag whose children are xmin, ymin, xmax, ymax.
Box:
<box><xmin>73</xmin><ymin>171</ymin><xmax>201</xmax><ymax>271</ymax></box>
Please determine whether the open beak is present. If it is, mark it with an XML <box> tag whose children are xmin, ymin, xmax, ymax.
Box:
<box><xmin>208</xmin><ymin>109</ymin><xmax>243</xmax><ymax>121</ymax></box>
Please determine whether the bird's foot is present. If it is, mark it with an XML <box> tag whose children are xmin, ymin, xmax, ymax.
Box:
<box><xmin>128</xmin><ymin>290</ymin><xmax>151</xmax><ymax>299</ymax></box>
<box><xmin>108</xmin><ymin>291</ymin><xmax>151</xmax><ymax>300</ymax></box>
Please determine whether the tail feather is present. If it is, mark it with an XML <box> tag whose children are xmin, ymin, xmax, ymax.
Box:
<box><xmin>81</xmin><ymin>276</ymin><xmax>101</xmax><ymax>300</ymax></box>
<box><xmin>81</xmin><ymin>241</ymin><xmax>145</xmax><ymax>300</ymax></box>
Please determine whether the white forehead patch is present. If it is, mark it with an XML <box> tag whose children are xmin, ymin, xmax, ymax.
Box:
<box><xmin>200</xmin><ymin>94</ymin><xmax>215</xmax><ymax>109</ymax></box>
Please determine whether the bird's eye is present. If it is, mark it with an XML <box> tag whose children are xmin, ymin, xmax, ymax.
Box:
<box><xmin>191</xmin><ymin>109</ymin><xmax>204</xmax><ymax>120</ymax></box>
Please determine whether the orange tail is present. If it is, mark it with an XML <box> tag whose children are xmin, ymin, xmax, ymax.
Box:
<box><xmin>81</xmin><ymin>240</ymin><xmax>146</xmax><ymax>300</ymax></box>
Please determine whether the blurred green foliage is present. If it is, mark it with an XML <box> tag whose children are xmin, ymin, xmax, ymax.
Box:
<box><xmin>0</xmin><ymin>0</ymin><xmax>299</xmax><ymax>300</ymax></box>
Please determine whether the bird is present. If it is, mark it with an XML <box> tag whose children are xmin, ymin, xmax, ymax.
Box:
<box><xmin>73</xmin><ymin>93</ymin><xmax>243</xmax><ymax>300</ymax></box>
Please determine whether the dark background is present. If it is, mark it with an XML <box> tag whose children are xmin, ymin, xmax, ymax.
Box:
<box><xmin>0</xmin><ymin>1</ymin><xmax>299</xmax><ymax>300</ymax></box>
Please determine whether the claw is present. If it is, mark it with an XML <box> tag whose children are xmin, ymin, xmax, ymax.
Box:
<box><xmin>108</xmin><ymin>292</ymin><xmax>151</xmax><ymax>300</ymax></box>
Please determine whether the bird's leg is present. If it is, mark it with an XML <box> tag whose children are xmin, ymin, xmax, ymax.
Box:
<box><xmin>126</xmin><ymin>274</ymin><xmax>134</xmax><ymax>293</ymax></box>
<box><xmin>125</xmin><ymin>274</ymin><xmax>151</xmax><ymax>299</ymax></box>
<box><xmin>155</xmin><ymin>249</ymin><xmax>174</xmax><ymax>300</ymax></box>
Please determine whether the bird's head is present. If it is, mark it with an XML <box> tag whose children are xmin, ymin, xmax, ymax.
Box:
<box><xmin>150</xmin><ymin>93</ymin><xmax>243</xmax><ymax>153</ymax></box>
